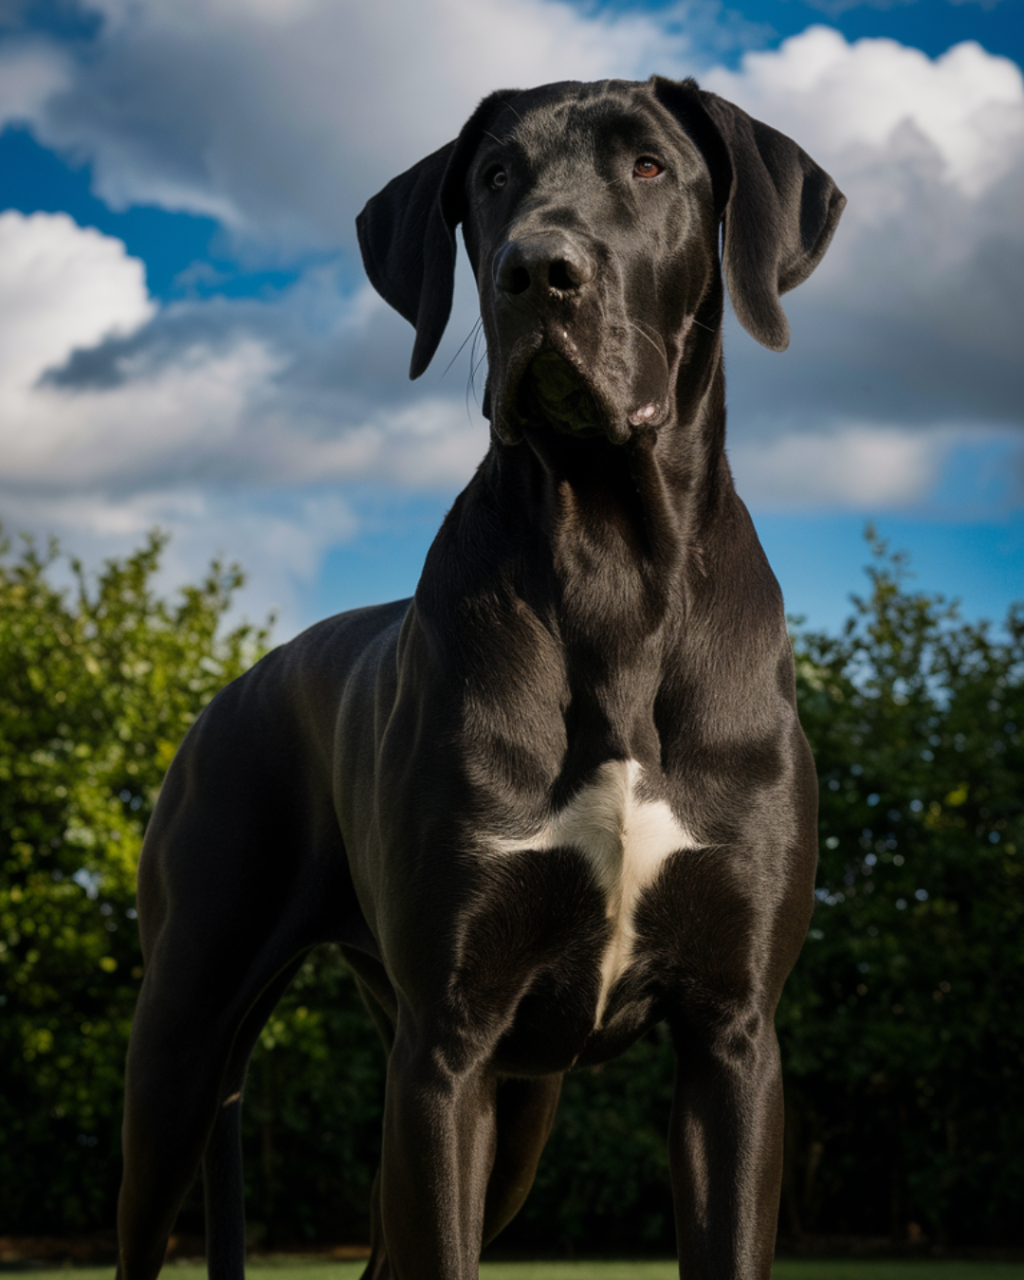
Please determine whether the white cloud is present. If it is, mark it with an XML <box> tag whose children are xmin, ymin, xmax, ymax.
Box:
<box><xmin>0</xmin><ymin>210</ymin><xmax>490</xmax><ymax>489</ymax></box>
<box><xmin>0</xmin><ymin>209</ymin><xmax>153</xmax><ymax>390</ymax></box>
<box><xmin>26</xmin><ymin>0</ymin><xmax>689</xmax><ymax>251</ymax></box>
<box><xmin>0</xmin><ymin>211</ymin><xmax>484</xmax><ymax>630</ymax></box>
<box><xmin>707</xmin><ymin>26</ymin><xmax>1024</xmax><ymax>498</ymax></box>
<box><xmin>271</xmin><ymin>397</ymin><xmax>488</xmax><ymax>488</ymax></box>
<box><xmin>0</xmin><ymin>38</ymin><xmax>70</xmax><ymax>128</ymax></box>
<box><xmin>705</xmin><ymin>27</ymin><xmax>1024</xmax><ymax>197</ymax></box>
<box><xmin>731</xmin><ymin>423</ymin><xmax>947</xmax><ymax>509</ymax></box>
<box><xmin>0</xmin><ymin>211</ymin><xmax>279</xmax><ymax>487</ymax></box>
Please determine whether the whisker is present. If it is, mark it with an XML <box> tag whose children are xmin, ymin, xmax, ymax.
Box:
<box><xmin>471</xmin><ymin>336</ymin><xmax>490</xmax><ymax>387</ymax></box>
<box><xmin>466</xmin><ymin>326</ymin><xmax>490</xmax><ymax>416</ymax></box>
<box><xmin>443</xmin><ymin>317</ymin><xmax>482</xmax><ymax>377</ymax></box>
<box><xmin>465</xmin><ymin>331</ymin><xmax>479</xmax><ymax>418</ymax></box>
<box><xmin>627</xmin><ymin>318</ymin><xmax>668</xmax><ymax>360</ymax></box>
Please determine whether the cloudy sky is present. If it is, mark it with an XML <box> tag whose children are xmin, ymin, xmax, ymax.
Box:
<box><xmin>1</xmin><ymin>0</ymin><xmax>1021</xmax><ymax>636</ymax></box>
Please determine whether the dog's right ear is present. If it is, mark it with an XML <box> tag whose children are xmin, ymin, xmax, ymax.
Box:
<box><xmin>357</xmin><ymin>97</ymin><xmax>504</xmax><ymax>381</ymax></box>
<box><xmin>357</xmin><ymin>140</ymin><xmax>458</xmax><ymax>380</ymax></box>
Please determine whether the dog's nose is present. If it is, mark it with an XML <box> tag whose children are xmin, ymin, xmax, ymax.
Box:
<box><xmin>494</xmin><ymin>234</ymin><xmax>596</xmax><ymax>300</ymax></box>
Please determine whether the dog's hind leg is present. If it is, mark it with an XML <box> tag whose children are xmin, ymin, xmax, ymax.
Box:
<box><xmin>116</xmin><ymin>648</ymin><xmax>359</xmax><ymax>1280</ymax></box>
<box><xmin>117</xmin><ymin>777</ymin><xmax>336</xmax><ymax>1280</ymax></box>
<box><xmin>482</xmin><ymin>1075</ymin><xmax>563</xmax><ymax>1245</ymax></box>
<box><xmin>202</xmin><ymin>957</ymin><xmax>308</xmax><ymax>1280</ymax></box>
<box><xmin>345</xmin><ymin>966</ymin><xmax>396</xmax><ymax>1280</ymax></box>
<box><xmin>117</xmin><ymin>918</ymin><xmax>313</xmax><ymax>1280</ymax></box>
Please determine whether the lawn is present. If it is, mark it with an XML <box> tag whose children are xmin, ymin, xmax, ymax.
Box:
<box><xmin>21</xmin><ymin>1261</ymin><xmax>1024</xmax><ymax>1280</ymax></box>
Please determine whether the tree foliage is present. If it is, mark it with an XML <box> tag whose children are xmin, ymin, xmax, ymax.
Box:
<box><xmin>1</xmin><ymin>527</ymin><xmax>1020</xmax><ymax>1248</ymax></box>
<box><xmin>0</xmin><ymin>528</ymin><xmax>269</xmax><ymax>1229</ymax></box>
<box><xmin>778</xmin><ymin>531</ymin><xmax>1024</xmax><ymax>1246</ymax></box>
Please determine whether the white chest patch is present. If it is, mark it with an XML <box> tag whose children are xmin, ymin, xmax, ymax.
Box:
<box><xmin>489</xmin><ymin>759</ymin><xmax>701</xmax><ymax>1026</ymax></box>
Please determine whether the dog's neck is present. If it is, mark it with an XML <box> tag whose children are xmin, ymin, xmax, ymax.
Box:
<box><xmin>421</xmin><ymin>302</ymin><xmax>734</xmax><ymax>648</ymax></box>
<box><xmin>409</xmin><ymin>296</ymin><xmax>783</xmax><ymax>783</ymax></box>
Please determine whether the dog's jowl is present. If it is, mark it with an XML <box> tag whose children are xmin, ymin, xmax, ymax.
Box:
<box><xmin>117</xmin><ymin>77</ymin><xmax>844</xmax><ymax>1280</ymax></box>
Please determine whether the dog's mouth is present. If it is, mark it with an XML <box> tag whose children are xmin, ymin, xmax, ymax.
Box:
<box><xmin>490</xmin><ymin>330</ymin><xmax>667</xmax><ymax>447</ymax></box>
<box><xmin>516</xmin><ymin>350</ymin><xmax>605</xmax><ymax>438</ymax></box>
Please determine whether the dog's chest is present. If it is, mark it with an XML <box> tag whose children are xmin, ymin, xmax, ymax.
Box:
<box><xmin>489</xmin><ymin>759</ymin><xmax>701</xmax><ymax>1025</ymax></box>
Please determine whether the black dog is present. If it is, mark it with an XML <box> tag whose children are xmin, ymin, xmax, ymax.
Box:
<box><xmin>117</xmin><ymin>76</ymin><xmax>844</xmax><ymax>1280</ymax></box>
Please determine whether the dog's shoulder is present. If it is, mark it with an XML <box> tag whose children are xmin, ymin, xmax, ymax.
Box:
<box><xmin>171</xmin><ymin>598</ymin><xmax>411</xmax><ymax>777</ymax></box>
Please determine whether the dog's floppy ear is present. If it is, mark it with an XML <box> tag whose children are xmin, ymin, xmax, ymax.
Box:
<box><xmin>357</xmin><ymin>140</ymin><xmax>457</xmax><ymax>380</ymax></box>
<box><xmin>357</xmin><ymin>97</ymin><xmax>503</xmax><ymax>380</ymax></box>
<box><xmin>652</xmin><ymin>76</ymin><xmax>846</xmax><ymax>352</ymax></box>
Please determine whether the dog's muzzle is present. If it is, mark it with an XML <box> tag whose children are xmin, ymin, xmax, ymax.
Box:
<box><xmin>518</xmin><ymin>350</ymin><xmax>604</xmax><ymax>438</ymax></box>
<box><xmin>489</xmin><ymin>231</ymin><xmax>664</xmax><ymax>445</ymax></box>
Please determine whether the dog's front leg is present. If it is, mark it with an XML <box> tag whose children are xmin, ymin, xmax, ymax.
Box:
<box><xmin>379</xmin><ymin>1018</ymin><xmax>498</xmax><ymax>1280</ymax></box>
<box><xmin>667</xmin><ymin>1007</ymin><xmax>785</xmax><ymax>1280</ymax></box>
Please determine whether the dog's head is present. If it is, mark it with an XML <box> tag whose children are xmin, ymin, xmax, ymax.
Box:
<box><xmin>357</xmin><ymin>78</ymin><xmax>845</xmax><ymax>447</ymax></box>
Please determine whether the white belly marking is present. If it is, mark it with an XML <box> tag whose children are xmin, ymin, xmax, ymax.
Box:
<box><xmin>490</xmin><ymin>759</ymin><xmax>701</xmax><ymax>1025</ymax></box>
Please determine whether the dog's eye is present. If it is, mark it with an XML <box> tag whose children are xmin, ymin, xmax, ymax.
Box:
<box><xmin>487</xmin><ymin>167</ymin><xmax>508</xmax><ymax>191</ymax></box>
<box><xmin>633</xmin><ymin>158</ymin><xmax>664</xmax><ymax>180</ymax></box>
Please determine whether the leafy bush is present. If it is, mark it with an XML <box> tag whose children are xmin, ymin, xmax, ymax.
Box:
<box><xmin>779</xmin><ymin>533</ymin><xmax>1024</xmax><ymax>1246</ymax></box>
<box><xmin>0</xmin><ymin>528</ymin><xmax>267</xmax><ymax>1230</ymax></box>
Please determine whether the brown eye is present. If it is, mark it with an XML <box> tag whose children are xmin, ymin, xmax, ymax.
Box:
<box><xmin>633</xmin><ymin>157</ymin><xmax>663</xmax><ymax>179</ymax></box>
<box><xmin>488</xmin><ymin>167</ymin><xmax>508</xmax><ymax>190</ymax></box>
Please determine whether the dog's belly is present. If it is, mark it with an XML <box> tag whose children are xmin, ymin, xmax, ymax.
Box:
<box><xmin>485</xmin><ymin>759</ymin><xmax>702</xmax><ymax>1049</ymax></box>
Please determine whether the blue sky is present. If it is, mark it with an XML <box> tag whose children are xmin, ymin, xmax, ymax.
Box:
<box><xmin>1</xmin><ymin>0</ymin><xmax>1022</xmax><ymax>636</ymax></box>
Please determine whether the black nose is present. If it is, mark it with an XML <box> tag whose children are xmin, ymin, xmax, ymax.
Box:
<box><xmin>494</xmin><ymin>233</ymin><xmax>596</xmax><ymax>300</ymax></box>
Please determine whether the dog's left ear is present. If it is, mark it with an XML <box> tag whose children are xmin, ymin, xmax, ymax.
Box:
<box><xmin>652</xmin><ymin>76</ymin><xmax>846</xmax><ymax>352</ymax></box>
<box><xmin>357</xmin><ymin>96</ymin><xmax>506</xmax><ymax>380</ymax></box>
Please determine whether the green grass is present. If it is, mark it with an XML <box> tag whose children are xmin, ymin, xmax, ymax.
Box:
<box><xmin>16</xmin><ymin>1261</ymin><xmax>1024</xmax><ymax>1280</ymax></box>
